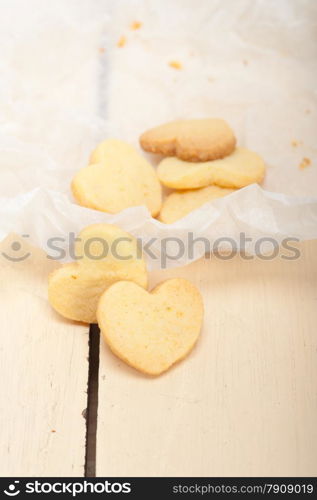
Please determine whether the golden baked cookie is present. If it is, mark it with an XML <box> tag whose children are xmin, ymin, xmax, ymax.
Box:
<box><xmin>48</xmin><ymin>224</ymin><xmax>147</xmax><ymax>324</ymax></box>
<box><xmin>140</xmin><ymin>118</ymin><xmax>236</xmax><ymax>161</ymax></box>
<box><xmin>72</xmin><ymin>139</ymin><xmax>162</xmax><ymax>216</ymax></box>
<box><xmin>159</xmin><ymin>185</ymin><xmax>235</xmax><ymax>224</ymax></box>
<box><xmin>97</xmin><ymin>279</ymin><xmax>204</xmax><ymax>376</ymax></box>
<box><xmin>157</xmin><ymin>147</ymin><xmax>266</xmax><ymax>189</ymax></box>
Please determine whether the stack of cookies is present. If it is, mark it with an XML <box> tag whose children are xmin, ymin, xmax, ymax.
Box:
<box><xmin>71</xmin><ymin>118</ymin><xmax>265</xmax><ymax>224</ymax></box>
<box><xmin>140</xmin><ymin>119</ymin><xmax>266</xmax><ymax>223</ymax></box>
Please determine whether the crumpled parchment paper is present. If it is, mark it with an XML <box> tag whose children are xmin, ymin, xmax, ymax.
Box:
<box><xmin>0</xmin><ymin>0</ymin><xmax>316</xmax><ymax>269</ymax></box>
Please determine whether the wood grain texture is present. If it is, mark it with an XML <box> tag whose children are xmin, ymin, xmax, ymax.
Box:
<box><xmin>96</xmin><ymin>240</ymin><xmax>317</xmax><ymax>477</ymax></box>
<box><xmin>0</xmin><ymin>235</ymin><xmax>89</xmax><ymax>476</ymax></box>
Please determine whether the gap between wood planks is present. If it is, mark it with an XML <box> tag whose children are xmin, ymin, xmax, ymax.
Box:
<box><xmin>84</xmin><ymin>324</ymin><xmax>100</xmax><ymax>477</ymax></box>
<box><xmin>84</xmin><ymin>35</ymin><xmax>109</xmax><ymax>477</ymax></box>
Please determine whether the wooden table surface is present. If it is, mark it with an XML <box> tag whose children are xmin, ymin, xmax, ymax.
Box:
<box><xmin>0</xmin><ymin>236</ymin><xmax>316</xmax><ymax>476</ymax></box>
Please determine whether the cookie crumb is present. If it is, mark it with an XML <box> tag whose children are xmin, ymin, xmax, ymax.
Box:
<box><xmin>243</xmin><ymin>59</ymin><xmax>249</xmax><ymax>66</ymax></box>
<box><xmin>130</xmin><ymin>21</ymin><xmax>142</xmax><ymax>30</ymax></box>
<box><xmin>299</xmin><ymin>157</ymin><xmax>311</xmax><ymax>169</ymax></box>
<box><xmin>169</xmin><ymin>60</ymin><xmax>182</xmax><ymax>70</ymax></box>
<box><xmin>291</xmin><ymin>140</ymin><xmax>299</xmax><ymax>147</ymax></box>
<box><xmin>51</xmin><ymin>430</ymin><xmax>56</xmax><ymax>433</ymax></box>
<box><xmin>117</xmin><ymin>36</ymin><xmax>126</xmax><ymax>48</ymax></box>
<box><xmin>305</xmin><ymin>109</ymin><xmax>311</xmax><ymax>114</ymax></box>
<box><xmin>99</xmin><ymin>47</ymin><xmax>105</xmax><ymax>54</ymax></box>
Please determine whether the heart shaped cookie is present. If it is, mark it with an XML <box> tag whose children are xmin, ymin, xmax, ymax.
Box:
<box><xmin>140</xmin><ymin>118</ymin><xmax>236</xmax><ymax>161</ymax></box>
<box><xmin>72</xmin><ymin>139</ymin><xmax>162</xmax><ymax>216</ymax></box>
<box><xmin>97</xmin><ymin>279</ymin><xmax>204</xmax><ymax>376</ymax></box>
<box><xmin>48</xmin><ymin>224</ymin><xmax>147</xmax><ymax>323</ymax></box>
<box><xmin>157</xmin><ymin>147</ymin><xmax>266</xmax><ymax>189</ymax></box>
<box><xmin>159</xmin><ymin>185</ymin><xmax>235</xmax><ymax>224</ymax></box>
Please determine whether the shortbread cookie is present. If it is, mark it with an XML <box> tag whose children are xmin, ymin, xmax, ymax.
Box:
<box><xmin>97</xmin><ymin>279</ymin><xmax>204</xmax><ymax>376</ymax></box>
<box><xmin>159</xmin><ymin>185</ymin><xmax>235</xmax><ymax>224</ymax></box>
<box><xmin>140</xmin><ymin>119</ymin><xmax>236</xmax><ymax>161</ymax></box>
<box><xmin>48</xmin><ymin>224</ymin><xmax>147</xmax><ymax>324</ymax></box>
<box><xmin>157</xmin><ymin>147</ymin><xmax>265</xmax><ymax>189</ymax></box>
<box><xmin>72</xmin><ymin>139</ymin><xmax>162</xmax><ymax>216</ymax></box>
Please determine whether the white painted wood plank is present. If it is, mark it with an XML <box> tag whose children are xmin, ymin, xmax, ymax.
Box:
<box><xmin>96</xmin><ymin>240</ymin><xmax>317</xmax><ymax>477</ymax></box>
<box><xmin>0</xmin><ymin>235</ymin><xmax>89</xmax><ymax>476</ymax></box>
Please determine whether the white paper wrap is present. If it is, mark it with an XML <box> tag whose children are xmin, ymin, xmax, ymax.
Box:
<box><xmin>1</xmin><ymin>0</ymin><xmax>316</xmax><ymax>269</ymax></box>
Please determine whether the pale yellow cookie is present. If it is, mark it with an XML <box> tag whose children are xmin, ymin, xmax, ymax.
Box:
<box><xmin>74</xmin><ymin>224</ymin><xmax>143</xmax><ymax>268</ymax></box>
<box><xmin>140</xmin><ymin>118</ymin><xmax>236</xmax><ymax>161</ymax></box>
<box><xmin>97</xmin><ymin>279</ymin><xmax>204</xmax><ymax>376</ymax></box>
<box><xmin>48</xmin><ymin>224</ymin><xmax>147</xmax><ymax>324</ymax></box>
<box><xmin>157</xmin><ymin>147</ymin><xmax>266</xmax><ymax>189</ymax></box>
<box><xmin>159</xmin><ymin>185</ymin><xmax>235</xmax><ymax>224</ymax></box>
<box><xmin>72</xmin><ymin>139</ymin><xmax>162</xmax><ymax>216</ymax></box>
